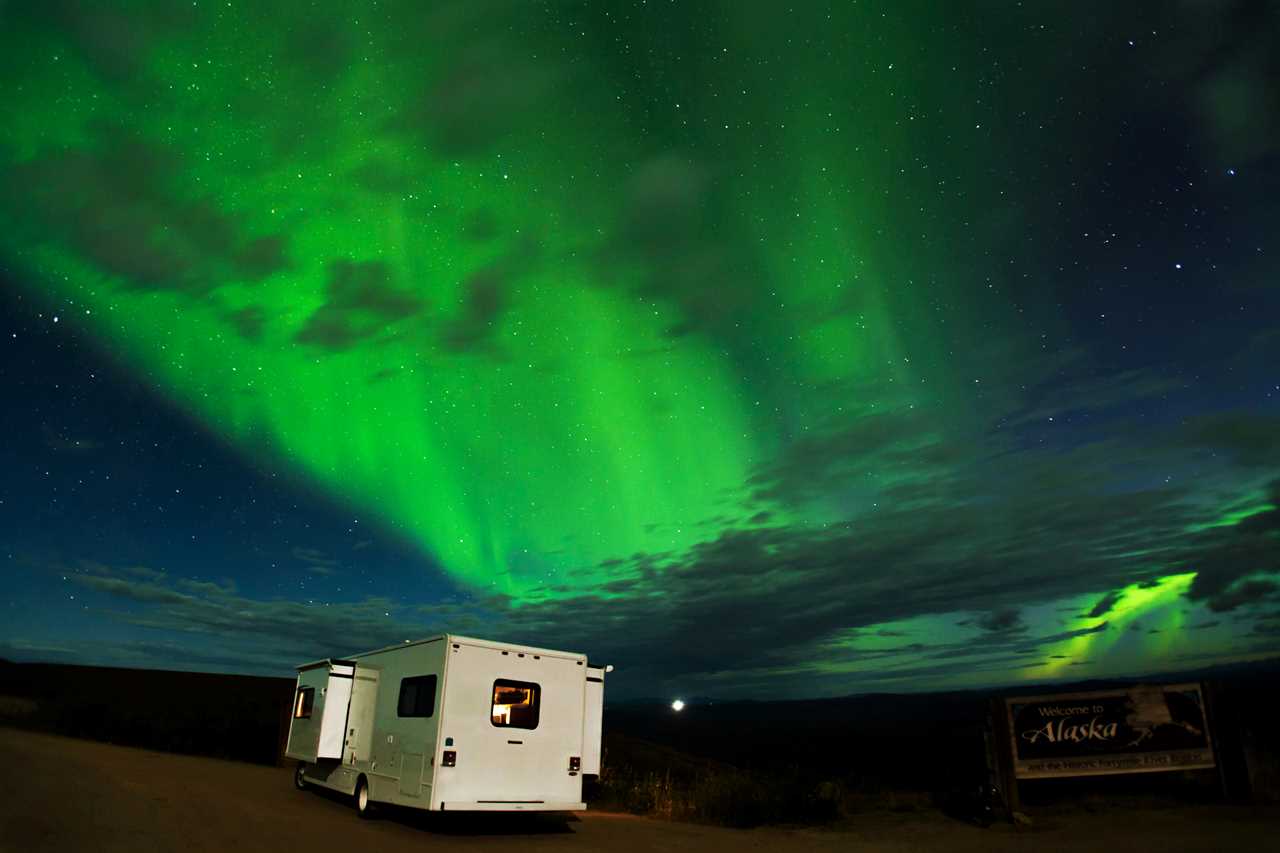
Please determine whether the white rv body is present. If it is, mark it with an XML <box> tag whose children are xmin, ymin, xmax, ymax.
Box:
<box><xmin>285</xmin><ymin>634</ymin><xmax>608</xmax><ymax>813</ymax></box>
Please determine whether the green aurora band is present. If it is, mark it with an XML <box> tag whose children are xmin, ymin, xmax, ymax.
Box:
<box><xmin>2</xmin><ymin>2</ymin><xmax>976</xmax><ymax>595</ymax></box>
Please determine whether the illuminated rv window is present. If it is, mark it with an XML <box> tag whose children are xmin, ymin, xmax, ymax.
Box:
<box><xmin>397</xmin><ymin>674</ymin><xmax>438</xmax><ymax>718</ymax></box>
<box><xmin>491</xmin><ymin>679</ymin><xmax>540</xmax><ymax>729</ymax></box>
<box><xmin>293</xmin><ymin>686</ymin><xmax>315</xmax><ymax>719</ymax></box>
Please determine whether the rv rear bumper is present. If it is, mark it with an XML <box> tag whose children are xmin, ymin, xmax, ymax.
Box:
<box><xmin>439</xmin><ymin>800</ymin><xmax>586</xmax><ymax>812</ymax></box>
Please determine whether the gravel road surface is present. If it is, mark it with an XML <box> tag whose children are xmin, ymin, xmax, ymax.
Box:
<box><xmin>1</xmin><ymin>727</ymin><xmax>1274</xmax><ymax>852</ymax></box>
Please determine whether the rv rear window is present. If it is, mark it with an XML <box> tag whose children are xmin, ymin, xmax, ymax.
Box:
<box><xmin>397</xmin><ymin>674</ymin><xmax>438</xmax><ymax>718</ymax></box>
<box><xmin>293</xmin><ymin>686</ymin><xmax>315</xmax><ymax>719</ymax></box>
<box><xmin>491</xmin><ymin>679</ymin><xmax>540</xmax><ymax>729</ymax></box>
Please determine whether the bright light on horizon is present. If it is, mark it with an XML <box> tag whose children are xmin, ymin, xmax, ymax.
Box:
<box><xmin>671</xmin><ymin>699</ymin><xmax>685</xmax><ymax>712</ymax></box>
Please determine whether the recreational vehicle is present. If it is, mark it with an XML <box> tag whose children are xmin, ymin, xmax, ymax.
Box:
<box><xmin>285</xmin><ymin>634</ymin><xmax>609</xmax><ymax>816</ymax></box>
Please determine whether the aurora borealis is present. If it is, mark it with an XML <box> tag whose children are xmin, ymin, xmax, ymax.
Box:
<box><xmin>2</xmin><ymin>1</ymin><xmax>1278</xmax><ymax>698</ymax></box>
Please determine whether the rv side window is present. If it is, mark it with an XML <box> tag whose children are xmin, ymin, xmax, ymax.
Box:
<box><xmin>293</xmin><ymin>687</ymin><xmax>315</xmax><ymax>719</ymax></box>
<box><xmin>491</xmin><ymin>679</ymin><xmax>540</xmax><ymax>729</ymax></box>
<box><xmin>397</xmin><ymin>674</ymin><xmax>438</xmax><ymax>718</ymax></box>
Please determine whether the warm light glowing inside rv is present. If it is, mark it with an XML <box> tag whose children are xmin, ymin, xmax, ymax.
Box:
<box><xmin>293</xmin><ymin>687</ymin><xmax>314</xmax><ymax>719</ymax></box>
<box><xmin>492</xmin><ymin>685</ymin><xmax>536</xmax><ymax>725</ymax></box>
<box><xmin>671</xmin><ymin>699</ymin><xmax>685</xmax><ymax>712</ymax></box>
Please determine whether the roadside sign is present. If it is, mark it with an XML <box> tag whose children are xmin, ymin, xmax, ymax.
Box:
<box><xmin>1005</xmin><ymin>683</ymin><xmax>1215</xmax><ymax>779</ymax></box>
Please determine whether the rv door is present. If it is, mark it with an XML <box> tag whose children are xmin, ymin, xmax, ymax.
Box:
<box><xmin>317</xmin><ymin>662</ymin><xmax>354</xmax><ymax>759</ymax></box>
<box><xmin>582</xmin><ymin>666</ymin><xmax>606</xmax><ymax>775</ymax></box>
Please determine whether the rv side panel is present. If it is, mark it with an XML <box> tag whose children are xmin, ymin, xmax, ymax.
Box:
<box><xmin>356</xmin><ymin>639</ymin><xmax>448</xmax><ymax>808</ymax></box>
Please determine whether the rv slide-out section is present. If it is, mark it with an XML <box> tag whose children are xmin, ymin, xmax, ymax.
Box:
<box><xmin>285</xmin><ymin>634</ymin><xmax>608</xmax><ymax>814</ymax></box>
<box><xmin>285</xmin><ymin>660</ymin><xmax>354</xmax><ymax>763</ymax></box>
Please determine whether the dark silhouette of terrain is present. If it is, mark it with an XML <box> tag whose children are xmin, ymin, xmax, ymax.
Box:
<box><xmin>0</xmin><ymin>659</ymin><xmax>294</xmax><ymax>766</ymax></box>
<box><xmin>1</xmin><ymin>656</ymin><xmax>1277</xmax><ymax>816</ymax></box>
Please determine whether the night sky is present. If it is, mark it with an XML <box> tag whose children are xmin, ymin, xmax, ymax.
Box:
<box><xmin>2</xmin><ymin>1</ymin><xmax>1278</xmax><ymax>700</ymax></box>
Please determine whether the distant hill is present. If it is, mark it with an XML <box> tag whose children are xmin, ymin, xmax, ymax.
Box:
<box><xmin>0</xmin><ymin>660</ymin><xmax>295</xmax><ymax>766</ymax></box>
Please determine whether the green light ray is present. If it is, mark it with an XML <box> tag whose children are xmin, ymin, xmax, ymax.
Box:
<box><xmin>1036</xmin><ymin>574</ymin><xmax>1197</xmax><ymax>678</ymax></box>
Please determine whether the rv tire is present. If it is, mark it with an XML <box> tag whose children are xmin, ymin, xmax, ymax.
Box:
<box><xmin>294</xmin><ymin>764</ymin><xmax>307</xmax><ymax>790</ymax></box>
<box><xmin>355</xmin><ymin>777</ymin><xmax>374</xmax><ymax>819</ymax></box>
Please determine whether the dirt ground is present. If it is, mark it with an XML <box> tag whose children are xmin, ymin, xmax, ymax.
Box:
<box><xmin>2</xmin><ymin>727</ymin><xmax>1276</xmax><ymax>853</ymax></box>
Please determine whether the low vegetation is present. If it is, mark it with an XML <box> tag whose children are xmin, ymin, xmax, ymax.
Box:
<box><xmin>586</xmin><ymin>733</ymin><xmax>933</xmax><ymax>827</ymax></box>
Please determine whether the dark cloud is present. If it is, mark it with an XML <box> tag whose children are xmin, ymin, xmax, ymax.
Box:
<box><xmin>439</xmin><ymin>265</ymin><xmax>510</xmax><ymax>354</ymax></box>
<box><xmin>9</xmin><ymin>0</ymin><xmax>195</xmax><ymax>83</ymax></box>
<box><xmin>1247</xmin><ymin>329</ymin><xmax>1280</xmax><ymax>365</ymax></box>
<box><xmin>4</xmin><ymin>128</ymin><xmax>288</xmax><ymax>295</ymax></box>
<box><xmin>438</xmin><ymin>241</ymin><xmax>538</xmax><ymax>354</ymax></box>
<box><xmin>42</xmin><ymin>426</ymin><xmax>101</xmax><ymax>453</ymax></box>
<box><xmin>1182</xmin><ymin>479</ymin><xmax>1280</xmax><ymax>610</ymax></box>
<box><xmin>1086</xmin><ymin>590</ymin><xmax>1122</xmax><ymax>618</ymax></box>
<box><xmin>296</xmin><ymin>260</ymin><xmax>425</xmax><ymax>351</ymax></box>
<box><xmin>235</xmin><ymin>236</ymin><xmax>289</xmax><ymax>279</ymax></box>
<box><xmin>1029</xmin><ymin>622</ymin><xmax>1109</xmax><ymax>647</ymax></box>
<box><xmin>1204</xmin><ymin>579</ymin><xmax>1278</xmax><ymax>614</ymax></box>
<box><xmin>226</xmin><ymin>306</ymin><xmax>267</xmax><ymax>342</ymax></box>
<box><xmin>55</xmin><ymin>393</ymin><xmax>1261</xmax><ymax>695</ymax></box>
<box><xmin>176</xmin><ymin>578</ymin><xmax>238</xmax><ymax>598</ymax></box>
<box><xmin>117</xmin><ymin>565</ymin><xmax>168</xmax><ymax>581</ymax></box>
<box><xmin>349</xmin><ymin>160</ymin><xmax>415</xmax><ymax>195</ymax></box>
<box><xmin>74</xmin><ymin>566</ymin><xmax>445</xmax><ymax>663</ymax></box>
<box><xmin>74</xmin><ymin>574</ymin><xmax>193</xmax><ymax>605</ymax></box>
<box><xmin>1178</xmin><ymin>2</ymin><xmax>1280</xmax><ymax>164</ymax></box>
<box><xmin>398</xmin><ymin>39</ymin><xmax>562</xmax><ymax>156</ymax></box>
<box><xmin>291</xmin><ymin>547</ymin><xmax>340</xmax><ymax>576</ymax></box>
<box><xmin>463</xmin><ymin>209</ymin><xmax>500</xmax><ymax>242</ymax></box>
<box><xmin>597</xmin><ymin>153</ymin><xmax>761</xmax><ymax>339</ymax></box>
<box><xmin>41</xmin><ymin>494</ymin><xmax>1227</xmax><ymax>696</ymax></box>
<box><xmin>747</xmin><ymin>404</ymin><xmax>964</xmax><ymax>506</ymax></box>
<box><xmin>1008</xmin><ymin>367</ymin><xmax>1183</xmax><ymax>429</ymax></box>
<box><xmin>620</xmin><ymin>155</ymin><xmax>711</xmax><ymax>250</ymax></box>
<box><xmin>479</xmin><ymin>484</ymin><xmax>1178</xmax><ymax>688</ymax></box>
<box><xmin>291</xmin><ymin>547</ymin><xmax>336</xmax><ymax>567</ymax></box>
<box><xmin>1181</xmin><ymin>412</ymin><xmax>1280</xmax><ymax>467</ymax></box>
<box><xmin>976</xmin><ymin>609</ymin><xmax>1027</xmax><ymax>634</ymax></box>
<box><xmin>0</xmin><ymin>639</ymin><xmax>80</xmax><ymax>661</ymax></box>
<box><xmin>277</xmin><ymin>18</ymin><xmax>353</xmax><ymax>87</ymax></box>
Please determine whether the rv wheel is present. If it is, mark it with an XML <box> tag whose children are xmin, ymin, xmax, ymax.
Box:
<box><xmin>355</xmin><ymin>777</ymin><xmax>374</xmax><ymax>819</ymax></box>
<box><xmin>294</xmin><ymin>764</ymin><xmax>307</xmax><ymax>790</ymax></box>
